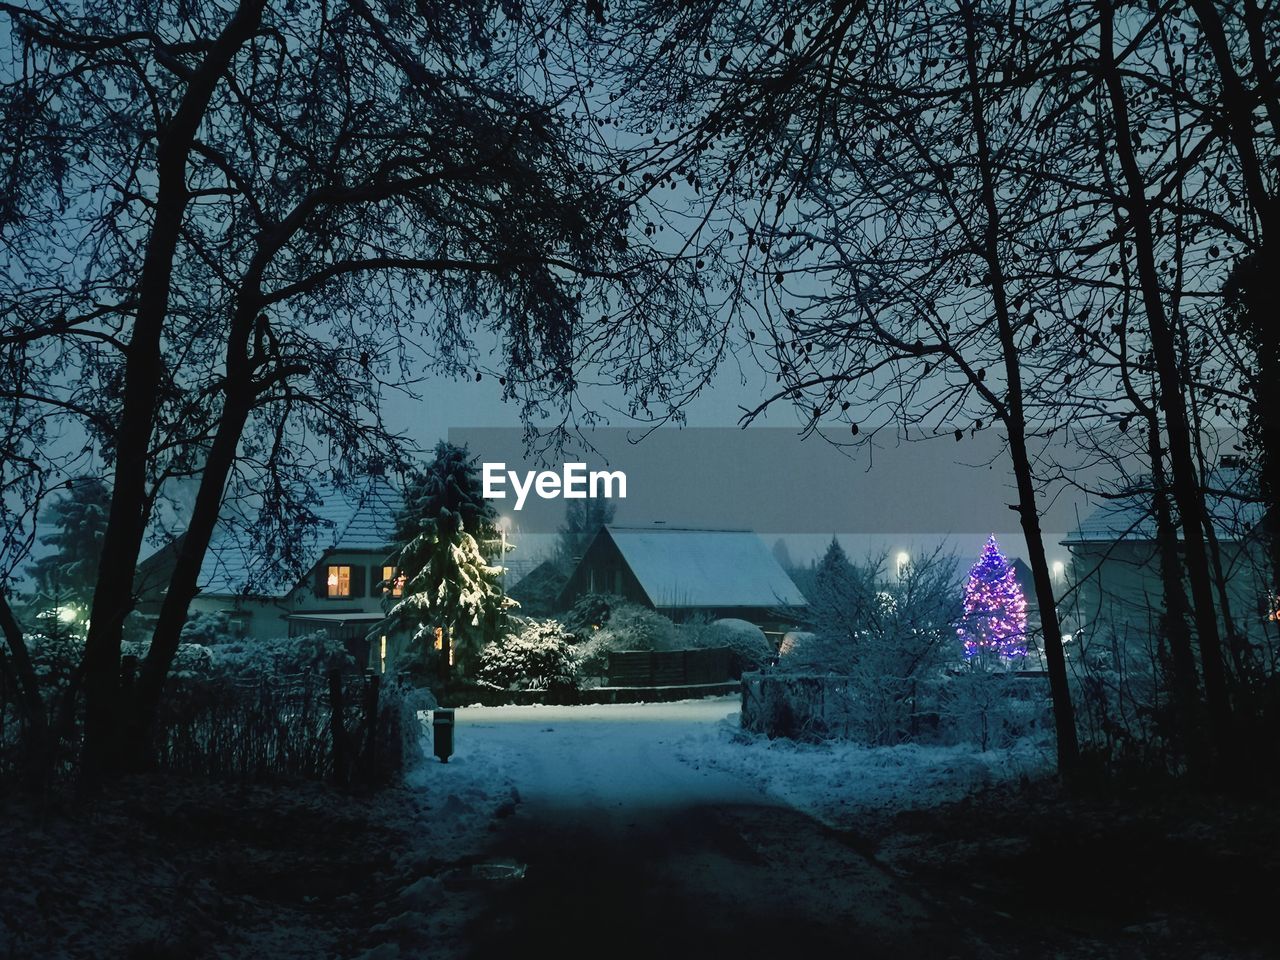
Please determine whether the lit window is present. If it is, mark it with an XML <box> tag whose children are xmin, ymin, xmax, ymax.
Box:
<box><xmin>382</xmin><ymin>565</ymin><xmax>404</xmax><ymax>597</ymax></box>
<box><xmin>379</xmin><ymin>634</ymin><xmax>387</xmax><ymax>673</ymax></box>
<box><xmin>326</xmin><ymin>565</ymin><xmax>351</xmax><ymax>598</ymax></box>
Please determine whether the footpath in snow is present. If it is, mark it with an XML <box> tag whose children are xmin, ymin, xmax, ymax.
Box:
<box><xmin>396</xmin><ymin>696</ymin><xmax>1053</xmax><ymax>958</ymax></box>
<box><xmin>413</xmin><ymin>695</ymin><xmax>1052</xmax><ymax>831</ymax></box>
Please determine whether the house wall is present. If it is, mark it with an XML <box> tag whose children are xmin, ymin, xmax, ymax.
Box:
<box><xmin>189</xmin><ymin>549</ymin><xmax>396</xmax><ymax>640</ymax></box>
<box><xmin>1062</xmin><ymin>538</ymin><xmax>1277</xmax><ymax>649</ymax></box>
<box><xmin>287</xmin><ymin>549</ymin><xmax>401</xmax><ymax>618</ymax></box>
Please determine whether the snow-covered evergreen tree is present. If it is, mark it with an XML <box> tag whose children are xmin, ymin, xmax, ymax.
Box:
<box><xmin>806</xmin><ymin>536</ymin><xmax>871</xmax><ymax>650</ymax></box>
<box><xmin>389</xmin><ymin>442</ymin><xmax>513</xmax><ymax>675</ymax></box>
<box><xmin>25</xmin><ymin>477</ymin><xmax>111</xmax><ymax>638</ymax></box>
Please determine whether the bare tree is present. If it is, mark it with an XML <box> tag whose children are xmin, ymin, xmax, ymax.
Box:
<box><xmin>0</xmin><ymin>0</ymin><xmax>718</xmax><ymax>777</ymax></box>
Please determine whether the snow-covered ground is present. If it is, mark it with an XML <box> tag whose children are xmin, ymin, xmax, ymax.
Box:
<box><xmin>412</xmin><ymin>696</ymin><xmax>1053</xmax><ymax>830</ymax></box>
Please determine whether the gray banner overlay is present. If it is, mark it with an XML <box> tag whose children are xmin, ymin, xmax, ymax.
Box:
<box><xmin>447</xmin><ymin>426</ymin><xmax>1108</xmax><ymax>536</ymax></box>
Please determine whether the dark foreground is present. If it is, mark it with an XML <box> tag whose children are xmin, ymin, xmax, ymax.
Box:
<box><xmin>1</xmin><ymin>776</ymin><xmax>1275</xmax><ymax>959</ymax></box>
<box><xmin>464</xmin><ymin>801</ymin><xmax>946</xmax><ymax>959</ymax></box>
<box><xmin>465</xmin><ymin>783</ymin><xmax>1279</xmax><ymax>960</ymax></box>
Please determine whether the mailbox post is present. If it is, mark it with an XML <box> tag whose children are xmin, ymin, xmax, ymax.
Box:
<box><xmin>432</xmin><ymin>708</ymin><xmax>455</xmax><ymax>763</ymax></box>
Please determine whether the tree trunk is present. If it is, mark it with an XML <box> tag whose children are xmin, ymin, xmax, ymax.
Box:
<box><xmin>1192</xmin><ymin>0</ymin><xmax>1280</xmax><ymax>607</ymax></box>
<box><xmin>1098</xmin><ymin>0</ymin><xmax>1235</xmax><ymax>776</ymax></box>
<box><xmin>961</xmin><ymin>0</ymin><xmax>1079</xmax><ymax>776</ymax></box>
<box><xmin>1145</xmin><ymin>414</ymin><xmax>1206</xmax><ymax>773</ymax></box>
<box><xmin>0</xmin><ymin>592</ymin><xmax>51</xmax><ymax>787</ymax></box>
<box><xmin>121</xmin><ymin>390</ymin><xmax>254</xmax><ymax>769</ymax></box>
<box><xmin>78</xmin><ymin>0</ymin><xmax>268</xmax><ymax>783</ymax></box>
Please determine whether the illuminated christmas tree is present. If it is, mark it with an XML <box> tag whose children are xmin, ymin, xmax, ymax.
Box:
<box><xmin>957</xmin><ymin>535</ymin><xmax>1028</xmax><ymax>664</ymax></box>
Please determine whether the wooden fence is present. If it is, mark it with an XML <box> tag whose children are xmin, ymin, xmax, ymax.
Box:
<box><xmin>0</xmin><ymin>653</ymin><xmax>402</xmax><ymax>787</ymax></box>
<box><xmin>606</xmin><ymin>647</ymin><xmax>734</xmax><ymax>687</ymax></box>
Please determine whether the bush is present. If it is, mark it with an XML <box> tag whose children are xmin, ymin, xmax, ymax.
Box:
<box><xmin>938</xmin><ymin>668</ymin><xmax>1051</xmax><ymax>751</ymax></box>
<box><xmin>682</xmin><ymin>618</ymin><xmax>774</xmax><ymax>671</ymax></box>
<box><xmin>179</xmin><ymin>610</ymin><xmax>238</xmax><ymax>645</ymax></box>
<box><xmin>209</xmin><ymin>632</ymin><xmax>355</xmax><ymax>679</ymax></box>
<box><xmin>574</xmin><ymin>604</ymin><xmax>678</xmax><ymax>676</ymax></box>
<box><xmin>560</xmin><ymin>593</ymin><xmax>628</xmax><ymax>638</ymax></box>
<box><xmin>120</xmin><ymin>640</ymin><xmax>215</xmax><ymax>679</ymax></box>
<box><xmin>476</xmin><ymin>619</ymin><xmax>578</xmax><ymax>692</ymax></box>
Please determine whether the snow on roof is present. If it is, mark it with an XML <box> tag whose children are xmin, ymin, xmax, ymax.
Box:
<box><xmin>197</xmin><ymin>476</ymin><xmax>403</xmax><ymax>597</ymax></box>
<box><xmin>1063</xmin><ymin>468</ymin><xmax>1264</xmax><ymax>545</ymax></box>
<box><xmin>604</xmin><ymin>525</ymin><xmax>806</xmax><ymax>609</ymax></box>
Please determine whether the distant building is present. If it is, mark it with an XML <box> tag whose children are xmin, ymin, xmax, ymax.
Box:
<box><xmin>507</xmin><ymin>559</ymin><xmax>569</xmax><ymax>617</ymax></box>
<box><xmin>557</xmin><ymin>525</ymin><xmax>806</xmax><ymax>636</ymax></box>
<box><xmin>1059</xmin><ymin>466</ymin><xmax>1273</xmax><ymax>648</ymax></box>
<box><xmin>139</xmin><ymin>475</ymin><xmax>410</xmax><ymax>671</ymax></box>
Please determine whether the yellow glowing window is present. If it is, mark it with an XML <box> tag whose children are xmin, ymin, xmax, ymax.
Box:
<box><xmin>326</xmin><ymin>565</ymin><xmax>351</xmax><ymax>598</ymax></box>
<box><xmin>382</xmin><ymin>565</ymin><xmax>404</xmax><ymax>597</ymax></box>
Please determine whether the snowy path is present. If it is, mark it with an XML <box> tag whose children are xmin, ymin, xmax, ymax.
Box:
<box><xmin>434</xmin><ymin>698</ymin><xmax>762</xmax><ymax>816</ymax></box>
<box><xmin>412</xmin><ymin>698</ymin><xmax>953</xmax><ymax>959</ymax></box>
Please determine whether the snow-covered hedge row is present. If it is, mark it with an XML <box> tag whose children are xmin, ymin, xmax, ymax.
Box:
<box><xmin>208</xmin><ymin>632</ymin><xmax>354</xmax><ymax>679</ymax></box>
<box><xmin>681</xmin><ymin>618</ymin><xmax>774</xmax><ymax>671</ymax></box>
<box><xmin>741</xmin><ymin>670</ymin><xmax>1051</xmax><ymax>748</ymax></box>
<box><xmin>573</xmin><ymin>604</ymin><xmax>680</xmax><ymax>676</ymax></box>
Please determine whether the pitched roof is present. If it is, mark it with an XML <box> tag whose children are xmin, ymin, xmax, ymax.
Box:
<box><xmin>603</xmin><ymin>525</ymin><xmax>806</xmax><ymax>608</ymax></box>
<box><xmin>197</xmin><ymin>476</ymin><xmax>403</xmax><ymax>597</ymax></box>
<box><xmin>1062</xmin><ymin>467</ymin><xmax>1264</xmax><ymax>545</ymax></box>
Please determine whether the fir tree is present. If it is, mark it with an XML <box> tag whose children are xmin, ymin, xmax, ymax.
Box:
<box><xmin>554</xmin><ymin>498</ymin><xmax>616</xmax><ymax>575</ymax></box>
<box><xmin>25</xmin><ymin>477</ymin><xmax>111</xmax><ymax>638</ymax></box>
<box><xmin>957</xmin><ymin>535</ymin><xmax>1029</xmax><ymax>666</ymax></box>
<box><xmin>390</xmin><ymin>442</ymin><xmax>512</xmax><ymax>676</ymax></box>
<box><xmin>806</xmin><ymin>536</ymin><xmax>870</xmax><ymax>649</ymax></box>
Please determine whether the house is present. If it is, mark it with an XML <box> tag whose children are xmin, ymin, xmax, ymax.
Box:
<box><xmin>507</xmin><ymin>559</ymin><xmax>569</xmax><ymax>617</ymax></box>
<box><xmin>1059</xmin><ymin>465</ymin><xmax>1272</xmax><ymax>648</ymax></box>
<box><xmin>557</xmin><ymin>524</ymin><xmax>806</xmax><ymax>638</ymax></box>
<box><xmin>140</xmin><ymin>474</ymin><xmax>411</xmax><ymax>671</ymax></box>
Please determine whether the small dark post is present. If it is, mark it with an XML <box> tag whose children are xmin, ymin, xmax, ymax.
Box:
<box><xmin>328</xmin><ymin>669</ymin><xmax>347</xmax><ymax>786</ymax></box>
<box><xmin>360</xmin><ymin>672</ymin><xmax>381</xmax><ymax>784</ymax></box>
<box><xmin>432</xmin><ymin>709</ymin><xmax>455</xmax><ymax>763</ymax></box>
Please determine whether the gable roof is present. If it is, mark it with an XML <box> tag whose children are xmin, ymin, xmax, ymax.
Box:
<box><xmin>197</xmin><ymin>476</ymin><xmax>404</xmax><ymax>597</ymax></box>
<box><xmin>1062</xmin><ymin>467</ymin><xmax>1264</xmax><ymax>545</ymax></box>
<box><xmin>602</xmin><ymin>525</ymin><xmax>806</xmax><ymax>609</ymax></box>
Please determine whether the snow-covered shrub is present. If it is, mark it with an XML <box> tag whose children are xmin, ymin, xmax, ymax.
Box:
<box><xmin>179</xmin><ymin>610</ymin><xmax>238</xmax><ymax>645</ymax></box>
<box><xmin>772</xmin><ymin>544</ymin><xmax>964</xmax><ymax>744</ymax></box>
<box><xmin>574</xmin><ymin>603</ymin><xmax>679</xmax><ymax>676</ymax></box>
<box><xmin>937</xmin><ymin>669</ymin><xmax>1051</xmax><ymax>751</ymax></box>
<box><xmin>476</xmin><ymin>619</ymin><xmax>578</xmax><ymax>691</ymax></box>
<box><xmin>23</xmin><ymin>632</ymin><xmax>83</xmax><ymax>683</ymax></box>
<box><xmin>120</xmin><ymin>640</ymin><xmax>214</xmax><ymax>679</ymax></box>
<box><xmin>560</xmin><ymin>593</ymin><xmax>627</xmax><ymax>638</ymax></box>
<box><xmin>209</xmin><ymin>631</ymin><xmax>355</xmax><ymax>678</ymax></box>
<box><xmin>741</xmin><ymin>673</ymin><xmax>864</xmax><ymax>740</ymax></box>
<box><xmin>682</xmin><ymin>617</ymin><xmax>774</xmax><ymax>671</ymax></box>
<box><xmin>778</xmin><ymin>631</ymin><xmax>816</xmax><ymax>658</ymax></box>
